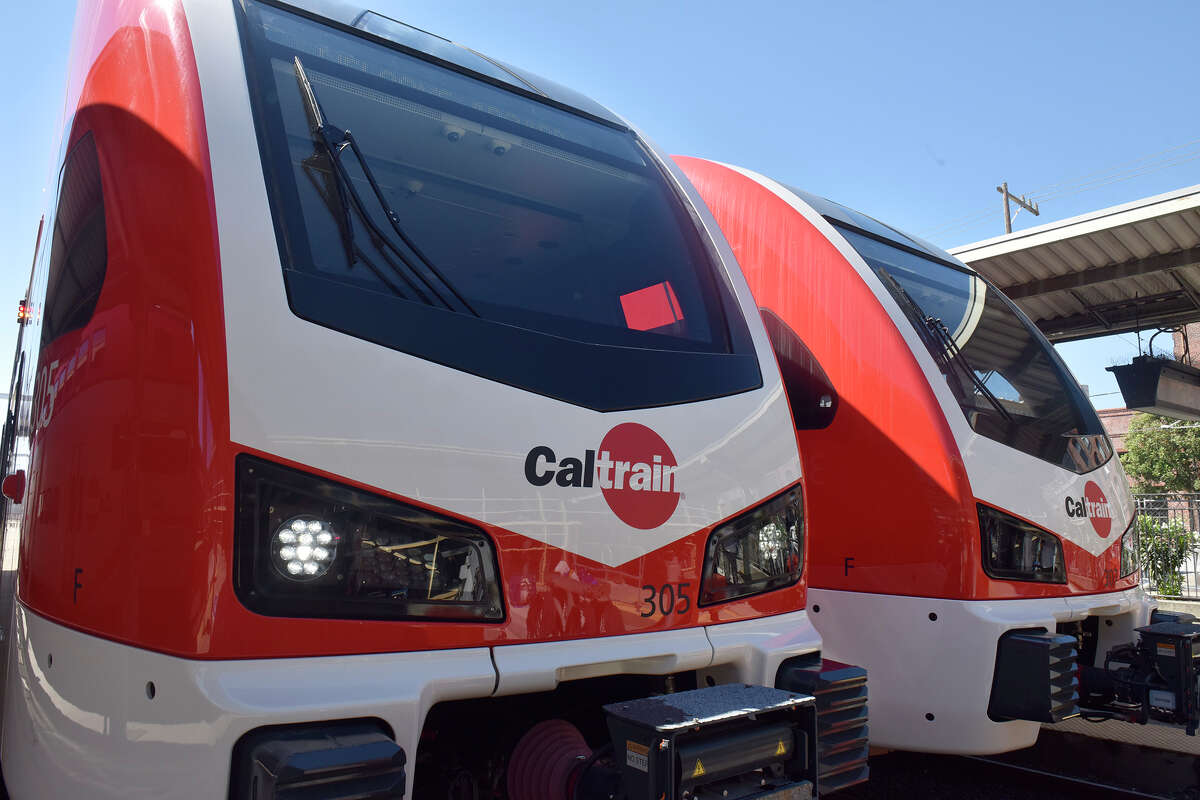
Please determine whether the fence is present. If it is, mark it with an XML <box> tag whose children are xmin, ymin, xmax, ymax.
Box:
<box><xmin>1133</xmin><ymin>493</ymin><xmax>1200</xmax><ymax>599</ymax></box>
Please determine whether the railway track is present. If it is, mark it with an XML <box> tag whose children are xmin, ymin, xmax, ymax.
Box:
<box><xmin>837</xmin><ymin>731</ymin><xmax>1199</xmax><ymax>800</ymax></box>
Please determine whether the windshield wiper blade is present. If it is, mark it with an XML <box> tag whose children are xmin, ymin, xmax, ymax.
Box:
<box><xmin>293</xmin><ymin>56</ymin><xmax>477</xmax><ymax>315</ymax></box>
<box><xmin>301</xmin><ymin>160</ymin><xmax>435</xmax><ymax>302</ymax></box>
<box><xmin>877</xmin><ymin>271</ymin><xmax>1013</xmax><ymax>424</ymax></box>
<box><xmin>923</xmin><ymin>314</ymin><xmax>1014</xmax><ymax>424</ymax></box>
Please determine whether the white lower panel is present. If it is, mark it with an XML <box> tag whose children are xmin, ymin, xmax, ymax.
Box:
<box><xmin>807</xmin><ymin>587</ymin><xmax>1154</xmax><ymax>755</ymax></box>
<box><xmin>492</xmin><ymin>628</ymin><xmax>713</xmax><ymax>696</ymax></box>
<box><xmin>1</xmin><ymin>606</ymin><xmax>822</xmax><ymax>798</ymax></box>
<box><xmin>490</xmin><ymin>610</ymin><xmax>821</xmax><ymax>696</ymax></box>
<box><xmin>0</xmin><ymin>604</ymin><xmax>495</xmax><ymax>800</ymax></box>
<box><xmin>703</xmin><ymin>610</ymin><xmax>822</xmax><ymax>687</ymax></box>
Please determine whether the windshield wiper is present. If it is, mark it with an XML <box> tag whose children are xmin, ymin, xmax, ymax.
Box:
<box><xmin>923</xmin><ymin>314</ymin><xmax>1014</xmax><ymax>424</ymax></box>
<box><xmin>292</xmin><ymin>57</ymin><xmax>476</xmax><ymax>315</ymax></box>
<box><xmin>878</xmin><ymin>271</ymin><xmax>1013</xmax><ymax>424</ymax></box>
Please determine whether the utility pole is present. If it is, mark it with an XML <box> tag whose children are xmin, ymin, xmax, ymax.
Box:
<box><xmin>997</xmin><ymin>181</ymin><xmax>1040</xmax><ymax>234</ymax></box>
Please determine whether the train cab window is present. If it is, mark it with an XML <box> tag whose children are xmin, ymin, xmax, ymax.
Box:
<box><xmin>236</xmin><ymin>0</ymin><xmax>760</xmax><ymax>411</ymax></box>
<box><xmin>42</xmin><ymin>133</ymin><xmax>107</xmax><ymax>347</ymax></box>
<box><xmin>838</xmin><ymin>226</ymin><xmax>1110</xmax><ymax>474</ymax></box>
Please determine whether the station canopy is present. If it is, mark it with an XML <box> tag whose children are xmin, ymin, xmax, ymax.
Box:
<box><xmin>949</xmin><ymin>184</ymin><xmax>1200</xmax><ymax>343</ymax></box>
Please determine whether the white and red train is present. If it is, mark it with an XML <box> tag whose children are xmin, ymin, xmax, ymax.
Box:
<box><xmin>0</xmin><ymin>1</ymin><xmax>866</xmax><ymax>798</ymax></box>
<box><xmin>2</xmin><ymin>0</ymin><xmax>1197</xmax><ymax>797</ymax></box>
<box><xmin>675</xmin><ymin>157</ymin><xmax>1199</xmax><ymax>752</ymax></box>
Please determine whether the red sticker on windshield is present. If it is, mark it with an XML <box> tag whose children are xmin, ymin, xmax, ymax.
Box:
<box><xmin>621</xmin><ymin>281</ymin><xmax>683</xmax><ymax>331</ymax></box>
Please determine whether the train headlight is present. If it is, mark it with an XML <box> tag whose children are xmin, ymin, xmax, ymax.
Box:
<box><xmin>700</xmin><ymin>486</ymin><xmax>804</xmax><ymax>605</ymax></box>
<box><xmin>273</xmin><ymin>517</ymin><xmax>336</xmax><ymax>580</ymax></box>
<box><xmin>236</xmin><ymin>456</ymin><xmax>504</xmax><ymax>621</ymax></box>
<box><xmin>978</xmin><ymin>504</ymin><xmax>1067</xmax><ymax>584</ymax></box>
<box><xmin>1120</xmin><ymin>515</ymin><xmax>1139</xmax><ymax>578</ymax></box>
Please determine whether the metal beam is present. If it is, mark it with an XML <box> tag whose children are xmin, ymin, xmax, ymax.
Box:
<box><xmin>1068</xmin><ymin>289</ymin><xmax>1111</xmax><ymax>331</ymax></box>
<box><xmin>1035</xmin><ymin>290</ymin><xmax>1200</xmax><ymax>342</ymax></box>
<box><xmin>1001</xmin><ymin>245</ymin><xmax>1200</xmax><ymax>299</ymax></box>
<box><xmin>1169</xmin><ymin>268</ymin><xmax>1200</xmax><ymax>310</ymax></box>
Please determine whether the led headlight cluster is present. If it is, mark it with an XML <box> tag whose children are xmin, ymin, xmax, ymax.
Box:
<box><xmin>700</xmin><ymin>486</ymin><xmax>804</xmax><ymax>606</ymax></box>
<box><xmin>236</xmin><ymin>456</ymin><xmax>503</xmax><ymax>621</ymax></box>
<box><xmin>978</xmin><ymin>504</ymin><xmax>1066</xmax><ymax>584</ymax></box>
<box><xmin>273</xmin><ymin>517</ymin><xmax>336</xmax><ymax>580</ymax></box>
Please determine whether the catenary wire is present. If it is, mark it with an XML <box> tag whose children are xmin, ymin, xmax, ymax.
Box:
<box><xmin>918</xmin><ymin>138</ymin><xmax>1200</xmax><ymax>239</ymax></box>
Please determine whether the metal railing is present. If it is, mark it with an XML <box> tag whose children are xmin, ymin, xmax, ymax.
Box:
<box><xmin>1133</xmin><ymin>493</ymin><xmax>1200</xmax><ymax>599</ymax></box>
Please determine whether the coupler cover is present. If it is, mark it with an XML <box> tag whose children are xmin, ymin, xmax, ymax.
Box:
<box><xmin>988</xmin><ymin>629</ymin><xmax>1080</xmax><ymax>724</ymax></box>
<box><xmin>603</xmin><ymin>684</ymin><xmax>817</xmax><ymax>800</ymax></box>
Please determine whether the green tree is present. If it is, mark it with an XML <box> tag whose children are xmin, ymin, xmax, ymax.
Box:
<box><xmin>1120</xmin><ymin>413</ymin><xmax>1200</xmax><ymax>491</ymax></box>
<box><xmin>1136</xmin><ymin>515</ymin><xmax>1198</xmax><ymax>596</ymax></box>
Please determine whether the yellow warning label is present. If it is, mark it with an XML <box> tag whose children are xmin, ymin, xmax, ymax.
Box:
<box><xmin>692</xmin><ymin>759</ymin><xmax>706</xmax><ymax>778</ymax></box>
<box><xmin>1157</xmin><ymin>643</ymin><xmax>1176</xmax><ymax>657</ymax></box>
<box><xmin>775</xmin><ymin>739</ymin><xmax>788</xmax><ymax>756</ymax></box>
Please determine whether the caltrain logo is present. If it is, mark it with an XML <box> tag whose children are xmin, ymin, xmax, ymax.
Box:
<box><xmin>1064</xmin><ymin>481</ymin><xmax>1112</xmax><ymax>537</ymax></box>
<box><xmin>524</xmin><ymin>422</ymin><xmax>680</xmax><ymax>530</ymax></box>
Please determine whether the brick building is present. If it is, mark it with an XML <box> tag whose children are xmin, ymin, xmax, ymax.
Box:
<box><xmin>1098</xmin><ymin>407</ymin><xmax>1136</xmax><ymax>455</ymax></box>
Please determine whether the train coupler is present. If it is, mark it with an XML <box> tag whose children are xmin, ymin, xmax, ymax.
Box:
<box><xmin>1079</xmin><ymin>618</ymin><xmax>1200</xmax><ymax>736</ymax></box>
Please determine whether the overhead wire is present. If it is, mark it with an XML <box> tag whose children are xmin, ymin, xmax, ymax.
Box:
<box><xmin>1033</xmin><ymin>151</ymin><xmax>1200</xmax><ymax>203</ymax></box>
<box><xmin>921</xmin><ymin>209</ymin><xmax>996</xmax><ymax>238</ymax></box>
<box><xmin>918</xmin><ymin>137</ymin><xmax>1200</xmax><ymax>240</ymax></box>
<box><xmin>1025</xmin><ymin>137</ymin><xmax>1200</xmax><ymax>199</ymax></box>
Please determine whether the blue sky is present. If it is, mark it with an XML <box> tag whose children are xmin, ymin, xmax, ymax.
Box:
<box><xmin>3</xmin><ymin>0</ymin><xmax>1198</xmax><ymax>406</ymax></box>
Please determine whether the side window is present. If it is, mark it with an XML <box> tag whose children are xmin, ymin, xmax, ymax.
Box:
<box><xmin>761</xmin><ymin>308</ymin><xmax>838</xmax><ymax>430</ymax></box>
<box><xmin>42</xmin><ymin>132</ymin><xmax>107</xmax><ymax>346</ymax></box>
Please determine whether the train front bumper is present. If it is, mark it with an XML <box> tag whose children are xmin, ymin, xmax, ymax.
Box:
<box><xmin>806</xmin><ymin>586</ymin><xmax>1154</xmax><ymax>755</ymax></box>
<box><xmin>1</xmin><ymin>603</ymin><xmax>820</xmax><ymax>799</ymax></box>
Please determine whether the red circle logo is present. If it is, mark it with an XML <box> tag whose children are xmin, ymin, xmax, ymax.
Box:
<box><xmin>1084</xmin><ymin>481</ymin><xmax>1111</xmax><ymax>537</ymax></box>
<box><xmin>597</xmin><ymin>423</ymin><xmax>680</xmax><ymax>530</ymax></box>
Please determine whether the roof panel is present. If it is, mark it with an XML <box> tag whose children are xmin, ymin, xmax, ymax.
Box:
<box><xmin>1093</xmin><ymin>229</ymin><xmax>1133</xmax><ymax>263</ymax></box>
<box><xmin>1053</xmin><ymin>238</ymin><xmax>1099</xmax><ymax>271</ymax></box>
<box><xmin>1007</xmin><ymin>249</ymin><xmax>1050</xmax><ymax>282</ymax></box>
<box><xmin>1171</xmin><ymin>209</ymin><xmax>1200</xmax><ymax>241</ymax></box>
<box><xmin>1112</xmin><ymin>224</ymin><xmax>1157</xmax><ymax>259</ymax></box>
<box><xmin>1132</xmin><ymin>219</ymin><xmax>1178</xmax><ymax>254</ymax></box>
<box><xmin>1161</xmin><ymin>214</ymin><xmax>1200</xmax><ymax>248</ymax></box>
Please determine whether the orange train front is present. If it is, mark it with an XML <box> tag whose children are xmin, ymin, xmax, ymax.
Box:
<box><xmin>676</xmin><ymin>156</ymin><xmax>1199</xmax><ymax>753</ymax></box>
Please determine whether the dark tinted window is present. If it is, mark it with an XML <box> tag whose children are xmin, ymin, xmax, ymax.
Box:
<box><xmin>840</xmin><ymin>227</ymin><xmax>1110</xmax><ymax>473</ymax></box>
<box><xmin>238</xmin><ymin>1</ymin><xmax>759</xmax><ymax>410</ymax></box>
<box><xmin>43</xmin><ymin>133</ymin><xmax>107</xmax><ymax>346</ymax></box>
<box><xmin>760</xmin><ymin>309</ymin><xmax>837</xmax><ymax>430</ymax></box>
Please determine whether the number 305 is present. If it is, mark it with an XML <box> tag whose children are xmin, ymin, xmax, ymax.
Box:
<box><xmin>641</xmin><ymin>582</ymin><xmax>692</xmax><ymax>618</ymax></box>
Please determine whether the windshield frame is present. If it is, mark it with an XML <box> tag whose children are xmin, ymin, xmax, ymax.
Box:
<box><xmin>233</xmin><ymin>0</ymin><xmax>762</xmax><ymax>412</ymax></box>
<box><xmin>832</xmin><ymin>219</ymin><xmax>1112</xmax><ymax>474</ymax></box>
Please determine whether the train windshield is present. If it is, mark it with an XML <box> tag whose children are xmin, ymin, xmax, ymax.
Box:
<box><xmin>236</xmin><ymin>1</ymin><xmax>759</xmax><ymax>411</ymax></box>
<box><xmin>839</xmin><ymin>227</ymin><xmax>1110</xmax><ymax>473</ymax></box>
